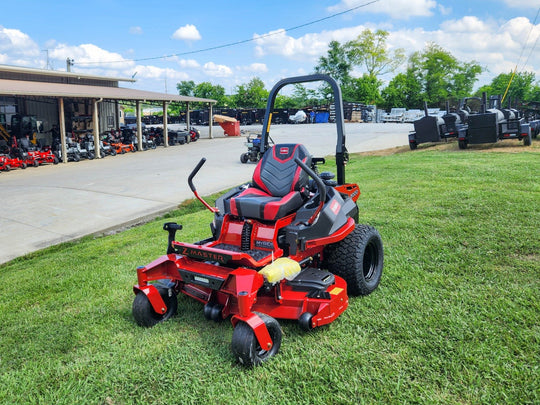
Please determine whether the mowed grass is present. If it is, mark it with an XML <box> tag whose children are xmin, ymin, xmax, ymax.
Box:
<box><xmin>0</xmin><ymin>141</ymin><xmax>538</xmax><ymax>404</ymax></box>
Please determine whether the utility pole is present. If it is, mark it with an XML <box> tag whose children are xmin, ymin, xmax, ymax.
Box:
<box><xmin>42</xmin><ymin>50</ymin><xmax>52</xmax><ymax>70</ymax></box>
<box><xmin>66</xmin><ymin>58</ymin><xmax>74</xmax><ymax>72</ymax></box>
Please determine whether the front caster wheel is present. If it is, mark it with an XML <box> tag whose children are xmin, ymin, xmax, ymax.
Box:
<box><xmin>231</xmin><ymin>312</ymin><xmax>282</xmax><ymax>367</ymax></box>
<box><xmin>299</xmin><ymin>312</ymin><xmax>314</xmax><ymax>331</ymax></box>
<box><xmin>132</xmin><ymin>287</ymin><xmax>178</xmax><ymax>327</ymax></box>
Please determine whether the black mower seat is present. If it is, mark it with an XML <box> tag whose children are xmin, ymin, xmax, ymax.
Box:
<box><xmin>230</xmin><ymin>144</ymin><xmax>311</xmax><ymax>221</ymax></box>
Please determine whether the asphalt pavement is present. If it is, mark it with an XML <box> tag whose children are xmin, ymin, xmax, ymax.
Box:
<box><xmin>0</xmin><ymin>122</ymin><xmax>412</xmax><ymax>264</ymax></box>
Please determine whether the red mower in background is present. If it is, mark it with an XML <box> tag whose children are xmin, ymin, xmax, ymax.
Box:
<box><xmin>132</xmin><ymin>75</ymin><xmax>384</xmax><ymax>366</ymax></box>
<box><xmin>27</xmin><ymin>145</ymin><xmax>59</xmax><ymax>166</ymax></box>
<box><xmin>0</xmin><ymin>154</ymin><xmax>26</xmax><ymax>171</ymax></box>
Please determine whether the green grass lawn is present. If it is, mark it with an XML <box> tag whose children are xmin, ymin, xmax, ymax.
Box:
<box><xmin>1</xmin><ymin>143</ymin><xmax>538</xmax><ymax>404</ymax></box>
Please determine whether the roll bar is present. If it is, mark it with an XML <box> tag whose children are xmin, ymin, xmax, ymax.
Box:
<box><xmin>260</xmin><ymin>74</ymin><xmax>347</xmax><ymax>185</ymax></box>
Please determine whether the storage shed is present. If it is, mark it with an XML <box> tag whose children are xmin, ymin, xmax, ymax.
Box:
<box><xmin>0</xmin><ymin>64</ymin><xmax>216</xmax><ymax>161</ymax></box>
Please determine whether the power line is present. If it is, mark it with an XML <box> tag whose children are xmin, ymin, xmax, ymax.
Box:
<box><xmin>502</xmin><ymin>6</ymin><xmax>539</xmax><ymax>103</ymax></box>
<box><xmin>519</xmin><ymin>7</ymin><xmax>540</xmax><ymax>71</ymax></box>
<box><xmin>75</xmin><ymin>0</ymin><xmax>380</xmax><ymax>66</ymax></box>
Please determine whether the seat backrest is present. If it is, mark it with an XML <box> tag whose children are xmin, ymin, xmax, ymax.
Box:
<box><xmin>252</xmin><ymin>144</ymin><xmax>311</xmax><ymax>197</ymax></box>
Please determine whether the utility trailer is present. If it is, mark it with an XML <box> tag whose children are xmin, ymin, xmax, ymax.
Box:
<box><xmin>408</xmin><ymin>101</ymin><xmax>469</xmax><ymax>150</ymax></box>
<box><xmin>459</xmin><ymin>94</ymin><xmax>532</xmax><ymax>149</ymax></box>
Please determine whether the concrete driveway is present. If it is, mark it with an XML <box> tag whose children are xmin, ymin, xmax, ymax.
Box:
<box><xmin>0</xmin><ymin>122</ymin><xmax>411</xmax><ymax>264</ymax></box>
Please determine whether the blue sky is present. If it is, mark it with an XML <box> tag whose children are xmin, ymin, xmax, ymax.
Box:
<box><xmin>0</xmin><ymin>0</ymin><xmax>538</xmax><ymax>95</ymax></box>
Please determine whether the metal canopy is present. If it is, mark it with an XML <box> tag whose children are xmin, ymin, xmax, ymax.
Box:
<box><xmin>0</xmin><ymin>78</ymin><xmax>215</xmax><ymax>104</ymax></box>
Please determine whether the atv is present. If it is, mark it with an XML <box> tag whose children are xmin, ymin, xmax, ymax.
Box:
<box><xmin>132</xmin><ymin>74</ymin><xmax>384</xmax><ymax>367</ymax></box>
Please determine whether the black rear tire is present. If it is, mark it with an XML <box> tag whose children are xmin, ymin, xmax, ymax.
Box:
<box><xmin>324</xmin><ymin>225</ymin><xmax>383</xmax><ymax>296</ymax></box>
<box><xmin>231</xmin><ymin>312</ymin><xmax>282</xmax><ymax>367</ymax></box>
<box><xmin>458</xmin><ymin>140</ymin><xmax>468</xmax><ymax>149</ymax></box>
<box><xmin>132</xmin><ymin>287</ymin><xmax>178</xmax><ymax>327</ymax></box>
<box><xmin>240</xmin><ymin>153</ymin><xmax>249</xmax><ymax>163</ymax></box>
<box><xmin>523</xmin><ymin>132</ymin><xmax>532</xmax><ymax>146</ymax></box>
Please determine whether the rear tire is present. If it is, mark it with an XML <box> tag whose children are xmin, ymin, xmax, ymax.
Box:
<box><xmin>523</xmin><ymin>132</ymin><xmax>532</xmax><ymax>146</ymax></box>
<box><xmin>240</xmin><ymin>153</ymin><xmax>249</xmax><ymax>163</ymax></box>
<box><xmin>458</xmin><ymin>140</ymin><xmax>468</xmax><ymax>149</ymax></box>
<box><xmin>324</xmin><ymin>225</ymin><xmax>383</xmax><ymax>296</ymax></box>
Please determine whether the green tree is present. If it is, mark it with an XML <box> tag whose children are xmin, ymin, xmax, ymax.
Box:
<box><xmin>474</xmin><ymin>71</ymin><xmax>536</xmax><ymax>104</ymax></box>
<box><xmin>177</xmin><ymin>80</ymin><xmax>196</xmax><ymax>96</ymax></box>
<box><xmin>314</xmin><ymin>40</ymin><xmax>352</xmax><ymax>85</ymax></box>
<box><xmin>343</xmin><ymin>74</ymin><xmax>382</xmax><ymax>105</ymax></box>
<box><xmin>346</xmin><ymin>29</ymin><xmax>405</xmax><ymax>77</ymax></box>
<box><xmin>193</xmin><ymin>82</ymin><xmax>227</xmax><ymax>107</ymax></box>
<box><xmin>408</xmin><ymin>43</ymin><xmax>483</xmax><ymax>107</ymax></box>
<box><xmin>381</xmin><ymin>71</ymin><xmax>422</xmax><ymax>109</ymax></box>
<box><xmin>233</xmin><ymin>77</ymin><xmax>268</xmax><ymax>108</ymax></box>
<box><xmin>274</xmin><ymin>94</ymin><xmax>297</xmax><ymax>109</ymax></box>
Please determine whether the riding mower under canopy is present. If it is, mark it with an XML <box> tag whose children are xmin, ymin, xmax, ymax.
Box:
<box><xmin>132</xmin><ymin>74</ymin><xmax>384</xmax><ymax>366</ymax></box>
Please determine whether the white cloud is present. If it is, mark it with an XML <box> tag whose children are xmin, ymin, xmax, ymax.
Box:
<box><xmin>172</xmin><ymin>24</ymin><xmax>201</xmax><ymax>41</ymax></box>
<box><xmin>49</xmin><ymin>43</ymin><xmax>134</xmax><ymax>71</ymax></box>
<box><xmin>178</xmin><ymin>58</ymin><xmax>200</xmax><ymax>69</ymax></box>
<box><xmin>254</xmin><ymin>26</ymin><xmax>366</xmax><ymax>61</ymax></box>
<box><xmin>0</xmin><ymin>26</ymin><xmax>40</xmax><ymax>62</ymax></box>
<box><xmin>203</xmin><ymin>61</ymin><xmax>232</xmax><ymax>77</ymax></box>
<box><xmin>328</xmin><ymin>0</ymin><xmax>437</xmax><ymax>20</ymax></box>
<box><xmin>129</xmin><ymin>26</ymin><xmax>143</xmax><ymax>35</ymax></box>
<box><xmin>500</xmin><ymin>0</ymin><xmax>540</xmax><ymax>8</ymax></box>
<box><xmin>386</xmin><ymin>16</ymin><xmax>540</xmax><ymax>83</ymax></box>
<box><xmin>238</xmin><ymin>63</ymin><xmax>268</xmax><ymax>73</ymax></box>
<box><xmin>135</xmin><ymin>65</ymin><xmax>189</xmax><ymax>81</ymax></box>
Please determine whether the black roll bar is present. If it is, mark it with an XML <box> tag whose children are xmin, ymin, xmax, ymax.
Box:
<box><xmin>260</xmin><ymin>74</ymin><xmax>347</xmax><ymax>185</ymax></box>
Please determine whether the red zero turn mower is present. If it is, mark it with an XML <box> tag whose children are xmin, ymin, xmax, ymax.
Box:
<box><xmin>132</xmin><ymin>74</ymin><xmax>384</xmax><ymax>366</ymax></box>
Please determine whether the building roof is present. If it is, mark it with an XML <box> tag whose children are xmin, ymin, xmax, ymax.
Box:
<box><xmin>0</xmin><ymin>64</ymin><xmax>136</xmax><ymax>84</ymax></box>
<box><xmin>0</xmin><ymin>78</ymin><xmax>216</xmax><ymax>103</ymax></box>
<box><xmin>0</xmin><ymin>64</ymin><xmax>216</xmax><ymax>104</ymax></box>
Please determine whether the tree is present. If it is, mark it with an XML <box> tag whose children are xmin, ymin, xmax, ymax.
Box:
<box><xmin>232</xmin><ymin>77</ymin><xmax>268</xmax><ymax>108</ymax></box>
<box><xmin>343</xmin><ymin>74</ymin><xmax>382</xmax><ymax>105</ymax></box>
<box><xmin>314</xmin><ymin>40</ymin><xmax>352</xmax><ymax>85</ymax></box>
<box><xmin>346</xmin><ymin>29</ymin><xmax>405</xmax><ymax>77</ymax></box>
<box><xmin>193</xmin><ymin>82</ymin><xmax>227</xmax><ymax>107</ymax></box>
<box><xmin>381</xmin><ymin>71</ymin><xmax>423</xmax><ymax>109</ymax></box>
<box><xmin>408</xmin><ymin>42</ymin><xmax>483</xmax><ymax>107</ymax></box>
<box><xmin>177</xmin><ymin>80</ymin><xmax>196</xmax><ymax>96</ymax></box>
<box><xmin>474</xmin><ymin>71</ymin><xmax>536</xmax><ymax>104</ymax></box>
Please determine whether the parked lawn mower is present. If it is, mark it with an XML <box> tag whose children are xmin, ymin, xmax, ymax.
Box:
<box><xmin>10</xmin><ymin>145</ymin><xmax>39</xmax><ymax>167</ymax></box>
<box><xmin>134</xmin><ymin>134</ymin><xmax>157</xmax><ymax>151</ymax></box>
<box><xmin>240</xmin><ymin>133</ymin><xmax>274</xmax><ymax>163</ymax></box>
<box><xmin>168</xmin><ymin>129</ymin><xmax>190</xmax><ymax>145</ymax></box>
<box><xmin>146</xmin><ymin>127</ymin><xmax>163</xmax><ymax>146</ymax></box>
<box><xmin>0</xmin><ymin>154</ymin><xmax>26</xmax><ymax>171</ymax></box>
<box><xmin>28</xmin><ymin>146</ymin><xmax>59</xmax><ymax>165</ymax></box>
<box><xmin>18</xmin><ymin>136</ymin><xmax>59</xmax><ymax>165</ymax></box>
<box><xmin>188</xmin><ymin>126</ymin><xmax>200</xmax><ymax>142</ymax></box>
<box><xmin>132</xmin><ymin>74</ymin><xmax>384</xmax><ymax>367</ymax></box>
<box><xmin>106</xmin><ymin>130</ymin><xmax>136</xmax><ymax>154</ymax></box>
